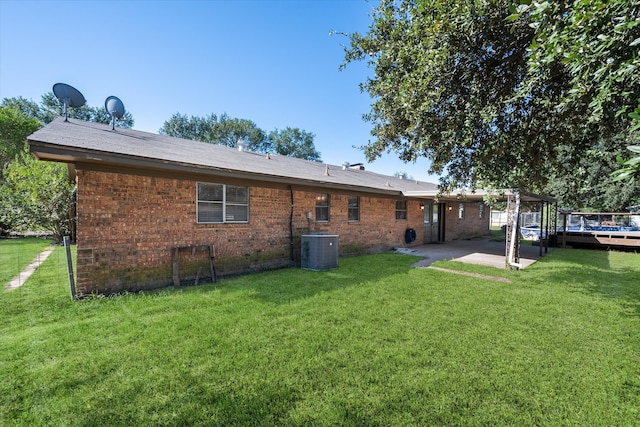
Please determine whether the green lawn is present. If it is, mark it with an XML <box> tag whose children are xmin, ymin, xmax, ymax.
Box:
<box><xmin>1</xmin><ymin>244</ymin><xmax>639</xmax><ymax>426</ymax></box>
<box><xmin>0</xmin><ymin>237</ymin><xmax>55</xmax><ymax>285</ymax></box>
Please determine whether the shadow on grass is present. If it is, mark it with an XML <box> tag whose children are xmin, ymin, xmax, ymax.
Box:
<box><xmin>73</xmin><ymin>376</ymin><xmax>304</xmax><ymax>426</ymax></box>
<box><xmin>527</xmin><ymin>248</ymin><xmax>640</xmax><ymax>317</ymax></box>
<box><xmin>168</xmin><ymin>252</ymin><xmax>420</xmax><ymax>305</ymax></box>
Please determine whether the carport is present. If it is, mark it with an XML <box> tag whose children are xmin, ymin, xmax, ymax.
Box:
<box><xmin>403</xmin><ymin>189</ymin><xmax>558</xmax><ymax>269</ymax></box>
<box><xmin>396</xmin><ymin>237</ymin><xmax>549</xmax><ymax>270</ymax></box>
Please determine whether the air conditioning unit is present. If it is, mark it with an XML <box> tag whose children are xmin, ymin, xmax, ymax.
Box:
<box><xmin>301</xmin><ymin>234</ymin><xmax>339</xmax><ymax>271</ymax></box>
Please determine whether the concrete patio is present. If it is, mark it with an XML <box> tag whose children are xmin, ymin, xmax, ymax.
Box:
<box><xmin>395</xmin><ymin>237</ymin><xmax>552</xmax><ymax>269</ymax></box>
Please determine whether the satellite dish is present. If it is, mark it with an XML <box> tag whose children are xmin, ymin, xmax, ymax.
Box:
<box><xmin>52</xmin><ymin>83</ymin><xmax>86</xmax><ymax>122</ymax></box>
<box><xmin>104</xmin><ymin>96</ymin><xmax>125</xmax><ymax>130</ymax></box>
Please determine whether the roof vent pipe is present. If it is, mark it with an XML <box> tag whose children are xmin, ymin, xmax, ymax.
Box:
<box><xmin>237</xmin><ymin>139</ymin><xmax>246</xmax><ymax>152</ymax></box>
<box><xmin>342</xmin><ymin>162</ymin><xmax>350</xmax><ymax>170</ymax></box>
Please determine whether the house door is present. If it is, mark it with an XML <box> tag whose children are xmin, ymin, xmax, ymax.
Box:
<box><xmin>423</xmin><ymin>203</ymin><xmax>446</xmax><ymax>243</ymax></box>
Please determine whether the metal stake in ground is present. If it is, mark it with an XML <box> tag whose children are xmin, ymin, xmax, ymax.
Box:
<box><xmin>63</xmin><ymin>236</ymin><xmax>77</xmax><ymax>300</ymax></box>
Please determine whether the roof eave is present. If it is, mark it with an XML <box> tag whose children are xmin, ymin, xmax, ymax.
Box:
<box><xmin>29</xmin><ymin>141</ymin><xmax>405</xmax><ymax>197</ymax></box>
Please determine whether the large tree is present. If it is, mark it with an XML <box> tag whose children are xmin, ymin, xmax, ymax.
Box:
<box><xmin>341</xmin><ymin>0</ymin><xmax>640</xmax><ymax>198</ymax></box>
<box><xmin>160</xmin><ymin>113</ymin><xmax>268</xmax><ymax>152</ymax></box>
<box><xmin>0</xmin><ymin>106</ymin><xmax>41</xmax><ymax>169</ymax></box>
<box><xmin>160</xmin><ymin>113</ymin><xmax>322</xmax><ymax>161</ymax></box>
<box><xmin>0</xmin><ymin>93</ymin><xmax>134</xmax><ymax>239</ymax></box>
<box><xmin>267</xmin><ymin>127</ymin><xmax>322</xmax><ymax>161</ymax></box>
<box><xmin>0</xmin><ymin>107</ymin><xmax>42</xmax><ymax>235</ymax></box>
<box><xmin>612</xmin><ymin>104</ymin><xmax>640</xmax><ymax>184</ymax></box>
<box><xmin>2</xmin><ymin>93</ymin><xmax>134</xmax><ymax>128</ymax></box>
<box><xmin>546</xmin><ymin>132</ymin><xmax>640</xmax><ymax>210</ymax></box>
<box><xmin>0</xmin><ymin>153</ymin><xmax>75</xmax><ymax>241</ymax></box>
<box><xmin>515</xmin><ymin>0</ymin><xmax>640</xmax><ymax>196</ymax></box>
<box><xmin>512</xmin><ymin>0</ymin><xmax>639</xmax><ymax>124</ymax></box>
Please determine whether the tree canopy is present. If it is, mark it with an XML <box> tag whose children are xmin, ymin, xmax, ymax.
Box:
<box><xmin>2</xmin><ymin>93</ymin><xmax>134</xmax><ymax>128</ymax></box>
<box><xmin>612</xmin><ymin>104</ymin><xmax>640</xmax><ymax>183</ymax></box>
<box><xmin>546</xmin><ymin>131</ymin><xmax>639</xmax><ymax>210</ymax></box>
<box><xmin>160</xmin><ymin>113</ymin><xmax>269</xmax><ymax>152</ymax></box>
<box><xmin>0</xmin><ymin>153</ymin><xmax>76</xmax><ymax>241</ymax></box>
<box><xmin>160</xmin><ymin>113</ymin><xmax>322</xmax><ymax>162</ymax></box>
<box><xmin>267</xmin><ymin>128</ymin><xmax>321</xmax><ymax>162</ymax></box>
<box><xmin>0</xmin><ymin>106</ymin><xmax>43</xmax><ymax>235</ymax></box>
<box><xmin>0</xmin><ymin>93</ymin><xmax>134</xmax><ymax>238</ymax></box>
<box><xmin>0</xmin><ymin>106</ymin><xmax>40</xmax><ymax>168</ymax></box>
<box><xmin>341</xmin><ymin>0</ymin><xmax>640</xmax><ymax>200</ymax></box>
<box><xmin>512</xmin><ymin>0</ymin><xmax>639</xmax><ymax>123</ymax></box>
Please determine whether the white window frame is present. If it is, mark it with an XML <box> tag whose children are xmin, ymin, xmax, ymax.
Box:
<box><xmin>458</xmin><ymin>203</ymin><xmax>465</xmax><ymax>219</ymax></box>
<box><xmin>197</xmin><ymin>182</ymin><xmax>249</xmax><ymax>224</ymax></box>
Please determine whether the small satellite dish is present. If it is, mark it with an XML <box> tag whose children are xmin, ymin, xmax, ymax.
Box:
<box><xmin>104</xmin><ymin>96</ymin><xmax>125</xmax><ymax>130</ymax></box>
<box><xmin>52</xmin><ymin>83</ymin><xmax>86</xmax><ymax>122</ymax></box>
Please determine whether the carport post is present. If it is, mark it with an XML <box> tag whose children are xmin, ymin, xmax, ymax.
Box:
<box><xmin>539</xmin><ymin>201</ymin><xmax>544</xmax><ymax>257</ymax></box>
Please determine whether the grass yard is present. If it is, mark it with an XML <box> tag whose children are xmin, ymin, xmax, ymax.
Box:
<box><xmin>1</xmin><ymin>243</ymin><xmax>639</xmax><ymax>426</ymax></box>
<box><xmin>0</xmin><ymin>237</ymin><xmax>55</xmax><ymax>286</ymax></box>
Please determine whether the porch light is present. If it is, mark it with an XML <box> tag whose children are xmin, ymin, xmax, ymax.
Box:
<box><xmin>420</xmin><ymin>203</ymin><xmax>425</xmax><ymax>210</ymax></box>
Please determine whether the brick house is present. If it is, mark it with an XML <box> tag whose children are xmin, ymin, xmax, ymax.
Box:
<box><xmin>28</xmin><ymin>118</ymin><xmax>490</xmax><ymax>295</ymax></box>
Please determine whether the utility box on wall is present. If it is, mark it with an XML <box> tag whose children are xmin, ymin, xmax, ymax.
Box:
<box><xmin>301</xmin><ymin>234</ymin><xmax>339</xmax><ymax>271</ymax></box>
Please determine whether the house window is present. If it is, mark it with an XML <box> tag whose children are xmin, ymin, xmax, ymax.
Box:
<box><xmin>396</xmin><ymin>200</ymin><xmax>407</xmax><ymax>220</ymax></box>
<box><xmin>458</xmin><ymin>203</ymin><xmax>465</xmax><ymax>219</ymax></box>
<box><xmin>197</xmin><ymin>183</ymin><xmax>248</xmax><ymax>223</ymax></box>
<box><xmin>479</xmin><ymin>203</ymin><xmax>485</xmax><ymax>219</ymax></box>
<box><xmin>315</xmin><ymin>193</ymin><xmax>330</xmax><ymax>222</ymax></box>
<box><xmin>348</xmin><ymin>196</ymin><xmax>360</xmax><ymax>221</ymax></box>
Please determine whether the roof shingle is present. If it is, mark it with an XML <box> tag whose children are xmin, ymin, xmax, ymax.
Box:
<box><xmin>28</xmin><ymin>117</ymin><xmax>438</xmax><ymax>196</ymax></box>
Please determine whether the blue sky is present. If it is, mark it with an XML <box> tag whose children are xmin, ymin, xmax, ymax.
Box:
<box><xmin>0</xmin><ymin>0</ymin><xmax>436</xmax><ymax>181</ymax></box>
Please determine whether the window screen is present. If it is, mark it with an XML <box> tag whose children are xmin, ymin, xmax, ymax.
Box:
<box><xmin>396</xmin><ymin>200</ymin><xmax>407</xmax><ymax>220</ymax></box>
<box><xmin>197</xmin><ymin>183</ymin><xmax>248</xmax><ymax>223</ymax></box>
<box><xmin>348</xmin><ymin>196</ymin><xmax>360</xmax><ymax>221</ymax></box>
<box><xmin>315</xmin><ymin>193</ymin><xmax>330</xmax><ymax>222</ymax></box>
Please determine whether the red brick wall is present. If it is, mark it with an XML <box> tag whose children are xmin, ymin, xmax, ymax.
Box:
<box><xmin>290</xmin><ymin>192</ymin><xmax>425</xmax><ymax>255</ymax></box>
<box><xmin>75</xmin><ymin>169</ymin><xmax>427</xmax><ymax>294</ymax></box>
<box><xmin>444</xmin><ymin>202</ymin><xmax>490</xmax><ymax>240</ymax></box>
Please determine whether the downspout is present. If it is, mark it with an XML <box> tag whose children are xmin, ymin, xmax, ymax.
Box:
<box><xmin>508</xmin><ymin>190</ymin><xmax>522</xmax><ymax>269</ymax></box>
<box><xmin>289</xmin><ymin>185</ymin><xmax>294</xmax><ymax>261</ymax></box>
